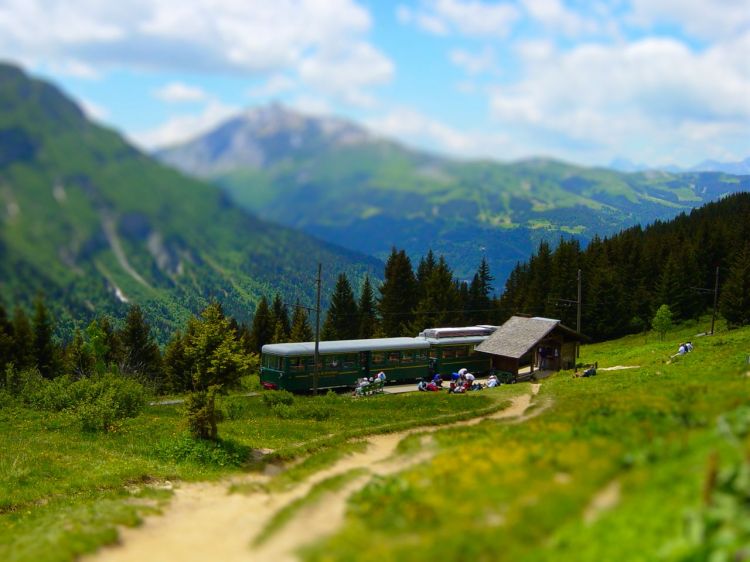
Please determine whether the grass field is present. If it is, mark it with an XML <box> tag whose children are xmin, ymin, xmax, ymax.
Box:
<box><xmin>3</xmin><ymin>320</ymin><xmax>749</xmax><ymax>562</ymax></box>
<box><xmin>302</xmin><ymin>321</ymin><xmax>750</xmax><ymax>562</ymax></box>
<box><xmin>0</xmin><ymin>387</ymin><xmax>499</xmax><ymax>562</ymax></box>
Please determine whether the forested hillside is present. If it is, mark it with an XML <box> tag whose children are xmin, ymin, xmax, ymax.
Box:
<box><xmin>498</xmin><ymin>192</ymin><xmax>750</xmax><ymax>340</ymax></box>
<box><xmin>157</xmin><ymin>104</ymin><xmax>750</xmax><ymax>281</ymax></box>
<box><xmin>0</xmin><ymin>64</ymin><xmax>380</xmax><ymax>340</ymax></box>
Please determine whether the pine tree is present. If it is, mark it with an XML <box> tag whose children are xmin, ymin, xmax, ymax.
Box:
<box><xmin>412</xmin><ymin>256</ymin><xmax>461</xmax><ymax>330</ymax></box>
<box><xmin>85</xmin><ymin>320</ymin><xmax>110</xmax><ymax>375</ymax></box>
<box><xmin>32</xmin><ymin>296</ymin><xmax>59</xmax><ymax>379</ymax></box>
<box><xmin>322</xmin><ymin>273</ymin><xmax>359</xmax><ymax>340</ymax></box>
<box><xmin>0</xmin><ymin>303</ymin><xmax>13</xmax><ymax>372</ymax></box>
<box><xmin>271</xmin><ymin>294</ymin><xmax>291</xmax><ymax>341</ymax></box>
<box><xmin>119</xmin><ymin>305</ymin><xmax>163</xmax><ymax>388</ymax></box>
<box><xmin>720</xmin><ymin>242</ymin><xmax>750</xmax><ymax>327</ymax></box>
<box><xmin>358</xmin><ymin>276</ymin><xmax>377</xmax><ymax>339</ymax></box>
<box><xmin>66</xmin><ymin>329</ymin><xmax>94</xmax><ymax>379</ymax></box>
<box><xmin>415</xmin><ymin>250</ymin><xmax>437</xmax><ymax>302</ymax></box>
<box><xmin>96</xmin><ymin>316</ymin><xmax>123</xmax><ymax>369</ymax></box>
<box><xmin>378</xmin><ymin>248</ymin><xmax>417</xmax><ymax>336</ymax></box>
<box><xmin>184</xmin><ymin>303</ymin><xmax>247</xmax><ymax>440</ymax></box>
<box><xmin>652</xmin><ymin>304</ymin><xmax>673</xmax><ymax>340</ymax></box>
<box><xmin>163</xmin><ymin>329</ymin><xmax>192</xmax><ymax>393</ymax></box>
<box><xmin>467</xmin><ymin>257</ymin><xmax>494</xmax><ymax>324</ymax></box>
<box><xmin>290</xmin><ymin>302</ymin><xmax>314</xmax><ymax>342</ymax></box>
<box><xmin>250</xmin><ymin>296</ymin><xmax>274</xmax><ymax>353</ymax></box>
<box><xmin>11</xmin><ymin>306</ymin><xmax>34</xmax><ymax>370</ymax></box>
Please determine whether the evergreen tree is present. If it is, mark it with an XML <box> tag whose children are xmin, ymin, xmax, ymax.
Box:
<box><xmin>184</xmin><ymin>303</ymin><xmax>247</xmax><ymax>440</ymax></box>
<box><xmin>250</xmin><ymin>296</ymin><xmax>274</xmax><ymax>353</ymax></box>
<box><xmin>412</xmin><ymin>257</ymin><xmax>461</xmax><ymax>330</ymax></box>
<box><xmin>271</xmin><ymin>294</ymin><xmax>291</xmax><ymax>341</ymax></box>
<box><xmin>96</xmin><ymin>316</ymin><xmax>123</xmax><ymax>369</ymax></box>
<box><xmin>163</xmin><ymin>329</ymin><xmax>192</xmax><ymax>393</ymax></box>
<box><xmin>11</xmin><ymin>306</ymin><xmax>34</xmax><ymax>370</ymax></box>
<box><xmin>85</xmin><ymin>320</ymin><xmax>110</xmax><ymax>375</ymax></box>
<box><xmin>66</xmin><ymin>329</ymin><xmax>94</xmax><ymax>379</ymax></box>
<box><xmin>0</xmin><ymin>303</ymin><xmax>13</xmax><ymax>372</ymax></box>
<box><xmin>358</xmin><ymin>276</ymin><xmax>377</xmax><ymax>339</ymax></box>
<box><xmin>467</xmin><ymin>257</ymin><xmax>494</xmax><ymax>324</ymax></box>
<box><xmin>32</xmin><ymin>296</ymin><xmax>59</xmax><ymax>379</ymax></box>
<box><xmin>378</xmin><ymin>248</ymin><xmax>417</xmax><ymax>336</ymax></box>
<box><xmin>322</xmin><ymin>273</ymin><xmax>359</xmax><ymax>340</ymax></box>
<box><xmin>290</xmin><ymin>302</ymin><xmax>314</xmax><ymax>342</ymax></box>
<box><xmin>119</xmin><ymin>305</ymin><xmax>163</xmax><ymax>388</ymax></box>
<box><xmin>415</xmin><ymin>250</ymin><xmax>437</xmax><ymax>302</ymax></box>
<box><xmin>720</xmin><ymin>242</ymin><xmax>750</xmax><ymax>327</ymax></box>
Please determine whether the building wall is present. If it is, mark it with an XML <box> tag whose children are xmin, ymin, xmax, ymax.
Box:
<box><xmin>561</xmin><ymin>342</ymin><xmax>577</xmax><ymax>370</ymax></box>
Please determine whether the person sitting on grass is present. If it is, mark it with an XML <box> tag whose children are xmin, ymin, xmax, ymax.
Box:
<box><xmin>432</xmin><ymin>373</ymin><xmax>443</xmax><ymax>387</ymax></box>
<box><xmin>486</xmin><ymin>374</ymin><xmax>499</xmax><ymax>388</ymax></box>
<box><xmin>417</xmin><ymin>378</ymin><xmax>428</xmax><ymax>391</ymax></box>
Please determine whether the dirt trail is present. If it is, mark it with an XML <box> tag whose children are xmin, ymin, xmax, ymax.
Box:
<box><xmin>89</xmin><ymin>385</ymin><xmax>542</xmax><ymax>562</ymax></box>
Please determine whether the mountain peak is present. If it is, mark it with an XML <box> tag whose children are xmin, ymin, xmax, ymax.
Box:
<box><xmin>158</xmin><ymin>103</ymin><xmax>374</xmax><ymax>176</ymax></box>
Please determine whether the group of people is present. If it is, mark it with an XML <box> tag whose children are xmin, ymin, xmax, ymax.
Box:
<box><xmin>677</xmin><ymin>342</ymin><xmax>694</xmax><ymax>355</ymax></box>
<box><xmin>354</xmin><ymin>371</ymin><xmax>387</xmax><ymax>395</ymax></box>
<box><xmin>417</xmin><ymin>368</ymin><xmax>498</xmax><ymax>393</ymax></box>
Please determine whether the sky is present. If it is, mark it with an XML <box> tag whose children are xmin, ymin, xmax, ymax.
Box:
<box><xmin>0</xmin><ymin>0</ymin><xmax>748</xmax><ymax>168</ymax></box>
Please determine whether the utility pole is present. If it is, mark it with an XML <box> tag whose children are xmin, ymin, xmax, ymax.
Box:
<box><xmin>576</xmin><ymin>268</ymin><xmax>582</xmax><ymax>358</ymax></box>
<box><xmin>710</xmin><ymin>266</ymin><xmax>719</xmax><ymax>335</ymax></box>
<box><xmin>313</xmin><ymin>263</ymin><xmax>322</xmax><ymax>396</ymax></box>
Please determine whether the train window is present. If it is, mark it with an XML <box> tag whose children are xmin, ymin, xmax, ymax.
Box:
<box><xmin>342</xmin><ymin>353</ymin><xmax>357</xmax><ymax>368</ymax></box>
<box><xmin>264</xmin><ymin>355</ymin><xmax>282</xmax><ymax>370</ymax></box>
<box><xmin>289</xmin><ymin>357</ymin><xmax>304</xmax><ymax>371</ymax></box>
<box><xmin>388</xmin><ymin>351</ymin><xmax>400</xmax><ymax>364</ymax></box>
<box><xmin>415</xmin><ymin>350</ymin><xmax>427</xmax><ymax>361</ymax></box>
<box><xmin>326</xmin><ymin>356</ymin><xmax>340</xmax><ymax>369</ymax></box>
<box><xmin>401</xmin><ymin>352</ymin><xmax>414</xmax><ymax>364</ymax></box>
<box><xmin>457</xmin><ymin>346</ymin><xmax>469</xmax><ymax>357</ymax></box>
<box><xmin>371</xmin><ymin>353</ymin><xmax>386</xmax><ymax>365</ymax></box>
<box><xmin>442</xmin><ymin>348</ymin><xmax>456</xmax><ymax>359</ymax></box>
<box><xmin>429</xmin><ymin>349</ymin><xmax>439</xmax><ymax>359</ymax></box>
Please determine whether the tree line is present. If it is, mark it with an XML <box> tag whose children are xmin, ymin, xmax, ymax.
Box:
<box><xmin>497</xmin><ymin>192</ymin><xmax>750</xmax><ymax>340</ymax></box>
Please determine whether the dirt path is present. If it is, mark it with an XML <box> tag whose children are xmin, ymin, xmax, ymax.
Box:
<box><xmin>89</xmin><ymin>385</ymin><xmax>543</xmax><ymax>562</ymax></box>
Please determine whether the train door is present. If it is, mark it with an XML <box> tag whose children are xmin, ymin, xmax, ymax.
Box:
<box><xmin>359</xmin><ymin>351</ymin><xmax>370</xmax><ymax>380</ymax></box>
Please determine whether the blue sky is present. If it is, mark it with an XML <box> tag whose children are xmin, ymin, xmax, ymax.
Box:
<box><xmin>1</xmin><ymin>0</ymin><xmax>748</xmax><ymax>168</ymax></box>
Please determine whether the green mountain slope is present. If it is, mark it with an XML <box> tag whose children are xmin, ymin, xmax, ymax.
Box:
<box><xmin>157</xmin><ymin>105</ymin><xmax>750</xmax><ymax>280</ymax></box>
<box><xmin>0</xmin><ymin>64</ymin><xmax>380</xmax><ymax>339</ymax></box>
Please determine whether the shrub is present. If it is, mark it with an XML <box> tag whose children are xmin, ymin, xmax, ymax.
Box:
<box><xmin>73</xmin><ymin>376</ymin><xmax>146</xmax><ymax>432</ymax></box>
<box><xmin>221</xmin><ymin>395</ymin><xmax>255</xmax><ymax>421</ymax></box>
<box><xmin>155</xmin><ymin>434</ymin><xmax>246</xmax><ymax>468</ymax></box>
<box><xmin>297</xmin><ymin>401</ymin><xmax>334</xmax><ymax>421</ymax></box>
<box><xmin>262</xmin><ymin>389</ymin><xmax>295</xmax><ymax>408</ymax></box>
<box><xmin>270</xmin><ymin>402</ymin><xmax>296</xmax><ymax>419</ymax></box>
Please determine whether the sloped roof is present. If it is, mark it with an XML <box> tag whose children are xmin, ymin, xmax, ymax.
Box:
<box><xmin>475</xmin><ymin>316</ymin><xmax>578</xmax><ymax>359</ymax></box>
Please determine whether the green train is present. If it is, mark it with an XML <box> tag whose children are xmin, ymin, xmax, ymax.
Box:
<box><xmin>260</xmin><ymin>326</ymin><xmax>496</xmax><ymax>392</ymax></box>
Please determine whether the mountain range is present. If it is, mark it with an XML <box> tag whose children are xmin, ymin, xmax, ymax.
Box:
<box><xmin>0</xmin><ymin>64</ymin><xmax>380</xmax><ymax>339</ymax></box>
<box><xmin>157</xmin><ymin>104</ymin><xmax>750</xmax><ymax>281</ymax></box>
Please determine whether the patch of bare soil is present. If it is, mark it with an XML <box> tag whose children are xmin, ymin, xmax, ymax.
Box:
<box><xmin>583</xmin><ymin>480</ymin><xmax>621</xmax><ymax>524</ymax></box>
<box><xmin>88</xmin><ymin>388</ymin><xmax>544</xmax><ymax>562</ymax></box>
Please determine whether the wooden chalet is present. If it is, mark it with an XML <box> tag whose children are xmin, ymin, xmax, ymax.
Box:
<box><xmin>475</xmin><ymin>316</ymin><xmax>586</xmax><ymax>377</ymax></box>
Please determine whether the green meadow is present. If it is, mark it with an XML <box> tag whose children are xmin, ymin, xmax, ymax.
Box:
<box><xmin>2</xmin><ymin>320</ymin><xmax>750</xmax><ymax>562</ymax></box>
<box><xmin>303</xmin><ymin>321</ymin><xmax>750</xmax><ymax>562</ymax></box>
<box><xmin>0</xmin><ymin>386</ymin><xmax>497</xmax><ymax>562</ymax></box>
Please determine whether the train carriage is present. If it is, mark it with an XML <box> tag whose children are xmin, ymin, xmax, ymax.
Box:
<box><xmin>421</xmin><ymin>326</ymin><xmax>495</xmax><ymax>378</ymax></box>
<box><xmin>261</xmin><ymin>337</ymin><xmax>430</xmax><ymax>392</ymax></box>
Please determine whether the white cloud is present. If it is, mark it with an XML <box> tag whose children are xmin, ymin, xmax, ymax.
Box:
<box><xmin>365</xmin><ymin>107</ymin><xmax>512</xmax><ymax>158</ymax></box>
<box><xmin>247</xmin><ymin>75</ymin><xmax>297</xmax><ymax>98</ymax></box>
<box><xmin>521</xmin><ymin>0</ymin><xmax>600</xmax><ymax>36</ymax></box>
<box><xmin>129</xmin><ymin>99</ymin><xmax>238</xmax><ymax>149</ymax></box>
<box><xmin>489</xmin><ymin>34</ymin><xmax>750</xmax><ymax>164</ymax></box>
<box><xmin>399</xmin><ymin>0</ymin><xmax>521</xmax><ymax>37</ymax></box>
<box><xmin>627</xmin><ymin>0</ymin><xmax>750</xmax><ymax>39</ymax></box>
<box><xmin>80</xmin><ymin>98</ymin><xmax>109</xmax><ymax>121</ymax></box>
<box><xmin>0</xmin><ymin>0</ymin><xmax>392</xmax><ymax>107</ymax></box>
<box><xmin>298</xmin><ymin>41</ymin><xmax>394</xmax><ymax>108</ymax></box>
<box><xmin>450</xmin><ymin>46</ymin><xmax>497</xmax><ymax>75</ymax></box>
<box><xmin>154</xmin><ymin>81</ymin><xmax>208</xmax><ymax>103</ymax></box>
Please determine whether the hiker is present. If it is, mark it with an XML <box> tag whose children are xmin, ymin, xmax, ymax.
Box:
<box><xmin>417</xmin><ymin>378</ymin><xmax>428</xmax><ymax>391</ymax></box>
<box><xmin>686</xmin><ymin>342</ymin><xmax>693</xmax><ymax>352</ymax></box>
<box><xmin>486</xmin><ymin>374</ymin><xmax>499</xmax><ymax>388</ymax></box>
<box><xmin>377</xmin><ymin>371</ymin><xmax>386</xmax><ymax>382</ymax></box>
<box><xmin>432</xmin><ymin>373</ymin><xmax>443</xmax><ymax>387</ymax></box>
<box><xmin>678</xmin><ymin>343</ymin><xmax>687</xmax><ymax>355</ymax></box>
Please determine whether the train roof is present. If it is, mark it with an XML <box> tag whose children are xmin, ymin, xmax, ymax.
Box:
<box><xmin>262</xmin><ymin>337</ymin><xmax>429</xmax><ymax>357</ymax></box>
<box><xmin>420</xmin><ymin>335</ymin><xmax>489</xmax><ymax>345</ymax></box>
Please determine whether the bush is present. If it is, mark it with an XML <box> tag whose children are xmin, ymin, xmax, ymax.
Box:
<box><xmin>297</xmin><ymin>401</ymin><xmax>334</xmax><ymax>421</ymax></box>
<box><xmin>155</xmin><ymin>434</ymin><xmax>246</xmax><ymax>468</ymax></box>
<box><xmin>270</xmin><ymin>402</ymin><xmax>296</xmax><ymax>419</ymax></box>
<box><xmin>73</xmin><ymin>376</ymin><xmax>146</xmax><ymax>432</ymax></box>
<box><xmin>262</xmin><ymin>389</ymin><xmax>295</xmax><ymax>408</ymax></box>
<box><xmin>221</xmin><ymin>395</ymin><xmax>255</xmax><ymax>421</ymax></box>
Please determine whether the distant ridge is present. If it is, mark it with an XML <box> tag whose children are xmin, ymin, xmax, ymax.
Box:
<box><xmin>157</xmin><ymin>104</ymin><xmax>750</xmax><ymax>282</ymax></box>
<box><xmin>0</xmin><ymin>63</ymin><xmax>380</xmax><ymax>338</ymax></box>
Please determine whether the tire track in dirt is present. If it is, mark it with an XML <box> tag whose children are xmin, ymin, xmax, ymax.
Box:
<box><xmin>88</xmin><ymin>385</ymin><xmax>543</xmax><ymax>562</ymax></box>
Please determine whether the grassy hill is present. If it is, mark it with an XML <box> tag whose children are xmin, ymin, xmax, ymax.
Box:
<box><xmin>157</xmin><ymin>105</ymin><xmax>750</xmax><ymax>280</ymax></box>
<box><xmin>0</xmin><ymin>64</ymin><xmax>381</xmax><ymax>339</ymax></box>
<box><xmin>1</xmin><ymin>319</ymin><xmax>748</xmax><ymax>561</ymax></box>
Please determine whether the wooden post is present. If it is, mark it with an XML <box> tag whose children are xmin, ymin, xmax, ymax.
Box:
<box><xmin>710</xmin><ymin>266</ymin><xmax>719</xmax><ymax>336</ymax></box>
<box><xmin>313</xmin><ymin>263</ymin><xmax>321</xmax><ymax>395</ymax></box>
